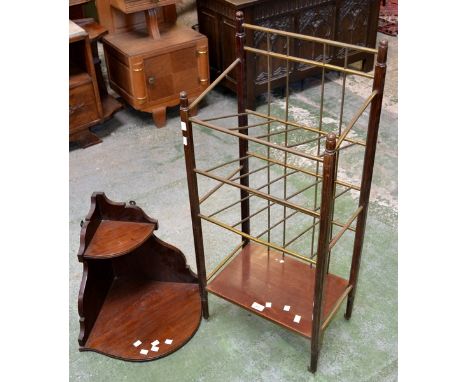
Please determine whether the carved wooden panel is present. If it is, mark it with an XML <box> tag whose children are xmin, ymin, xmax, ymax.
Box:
<box><xmin>254</xmin><ymin>16</ymin><xmax>293</xmax><ymax>84</ymax></box>
<box><xmin>296</xmin><ymin>2</ymin><xmax>336</xmax><ymax>71</ymax></box>
<box><xmin>336</xmin><ymin>0</ymin><xmax>371</xmax><ymax>58</ymax></box>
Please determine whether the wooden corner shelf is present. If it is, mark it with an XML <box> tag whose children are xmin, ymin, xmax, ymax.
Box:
<box><xmin>83</xmin><ymin>220</ymin><xmax>155</xmax><ymax>259</ymax></box>
<box><xmin>77</xmin><ymin>192</ymin><xmax>202</xmax><ymax>361</ymax></box>
<box><xmin>207</xmin><ymin>243</ymin><xmax>349</xmax><ymax>338</ymax></box>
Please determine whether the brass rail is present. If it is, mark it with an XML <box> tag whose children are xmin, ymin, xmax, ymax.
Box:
<box><xmin>190</xmin><ymin>117</ymin><xmax>324</xmax><ymax>163</ymax></box>
<box><xmin>248</xmin><ymin>151</ymin><xmax>361</xmax><ymax>191</ymax></box>
<box><xmin>189</xmin><ymin>58</ymin><xmax>240</xmax><ymax>110</ymax></box>
<box><xmin>336</xmin><ymin>90</ymin><xmax>378</xmax><ymax>148</ymax></box>
<box><xmin>242</xmin><ymin>23</ymin><xmax>378</xmax><ymax>55</ymax></box>
<box><xmin>199</xmin><ymin>213</ymin><xmax>317</xmax><ymax>265</ymax></box>
<box><xmin>244</xmin><ymin>46</ymin><xmax>374</xmax><ymax>79</ymax></box>
<box><xmin>321</xmin><ymin>285</ymin><xmax>353</xmax><ymax>331</ymax></box>
<box><xmin>199</xmin><ymin>166</ymin><xmax>242</xmax><ymax>204</ymax></box>
<box><xmin>207</xmin><ymin>241</ymin><xmax>245</xmax><ymax>281</ymax></box>
<box><xmin>194</xmin><ymin>168</ymin><xmax>321</xmax><ymax>218</ymax></box>
<box><xmin>328</xmin><ymin>206</ymin><xmax>363</xmax><ymax>250</ymax></box>
<box><xmin>246</xmin><ymin>109</ymin><xmax>366</xmax><ymax>147</ymax></box>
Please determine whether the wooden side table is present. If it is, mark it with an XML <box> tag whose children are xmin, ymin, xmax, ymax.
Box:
<box><xmin>69</xmin><ymin>2</ymin><xmax>123</xmax><ymax>148</ymax></box>
<box><xmin>69</xmin><ymin>20</ymin><xmax>104</xmax><ymax>147</ymax></box>
<box><xmin>96</xmin><ymin>0</ymin><xmax>210</xmax><ymax>127</ymax></box>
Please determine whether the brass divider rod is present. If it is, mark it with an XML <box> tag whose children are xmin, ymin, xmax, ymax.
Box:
<box><xmin>205</xmin><ymin>154</ymin><xmax>252</xmax><ymax>173</ymax></box>
<box><xmin>336</xmin><ymin>90</ymin><xmax>378</xmax><ymax>148</ymax></box>
<box><xmin>248</xmin><ymin>151</ymin><xmax>360</xmax><ymax>191</ymax></box>
<box><xmin>189</xmin><ymin>58</ymin><xmax>241</xmax><ymax>110</ymax></box>
<box><xmin>256</xmin><ymin>210</ymin><xmax>299</xmax><ymax>239</ymax></box>
<box><xmin>199</xmin><ymin>166</ymin><xmax>243</xmax><ymax>204</ymax></box>
<box><xmin>230</xmin><ymin>163</ymin><xmax>273</xmax><ymax>182</ymax></box>
<box><xmin>328</xmin><ymin>206</ymin><xmax>363</xmax><ymax>250</ymax></box>
<box><xmin>190</xmin><ymin>117</ymin><xmax>324</xmax><ymax>162</ymax></box>
<box><xmin>228</xmin><ymin>120</ymin><xmax>274</xmax><ymax>130</ymax></box>
<box><xmin>244</xmin><ymin>46</ymin><xmax>374</xmax><ymax>79</ymax></box>
<box><xmin>207</xmin><ymin>241</ymin><xmax>245</xmax><ymax>281</ymax></box>
<box><xmin>246</xmin><ymin>109</ymin><xmax>366</xmax><ymax>147</ymax></box>
<box><xmin>194</xmin><ymin>168</ymin><xmax>320</xmax><ymax>218</ymax></box>
<box><xmin>206</xmin><ymin>167</ymin><xmax>297</xmax><ymax>218</ymax></box>
<box><xmin>256</xmin><ymin>126</ymin><xmax>302</xmax><ymax>139</ymax></box>
<box><xmin>199</xmin><ymin>213</ymin><xmax>317</xmax><ymax>265</ymax></box>
<box><xmin>287</xmin><ymin>135</ymin><xmax>324</xmax><ymax>149</ymax></box>
<box><xmin>202</xmin><ymin>113</ymin><xmax>247</xmax><ymax>122</ymax></box>
<box><xmin>284</xmin><ymin>219</ymin><xmax>320</xmax><ymax>248</ymax></box>
<box><xmin>321</xmin><ymin>286</ymin><xmax>353</xmax><ymax>331</ymax></box>
<box><xmin>242</xmin><ymin>23</ymin><xmax>378</xmax><ymax>55</ymax></box>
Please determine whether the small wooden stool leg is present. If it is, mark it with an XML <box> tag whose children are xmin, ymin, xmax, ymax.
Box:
<box><xmin>152</xmin><ymin>107</ymin><xmax>167</xmax><ymax>128</ymax></box>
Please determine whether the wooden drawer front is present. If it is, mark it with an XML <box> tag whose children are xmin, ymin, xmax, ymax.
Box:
<box><xmin>110</xmin><ymin>0</ymin><xmax>176</xmax><ymax>14</ymax></box>
<box><xmin>69</xmin><ymin>82</ymin><xmax>100</xmax><ymax>132</ymax></box>
<box><xmin>144</xmin><ymin>46</ymin><xmax>200</xmax><ymax>103</ymax></box>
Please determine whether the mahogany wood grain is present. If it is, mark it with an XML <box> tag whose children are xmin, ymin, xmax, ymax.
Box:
<box><xmin>82</xmin><ymin>280</ymin><xmax>201</xmax><ymax>361</ymax></box>
<box><xmin>206</xmin><ymin>242</ymin><xmax>348</xmax><ymax>338</ymax></box>
<box><xmin>83</xmin><ymin>220</ymin><xmax>155</xmax><ymax>259</ymax></box>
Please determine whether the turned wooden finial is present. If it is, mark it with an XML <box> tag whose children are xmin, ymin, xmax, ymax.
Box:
<box><xmin>325</xmin><ymin>132</ymin><xmax>337</xmax><ymax>152</ymax></box>
<box><xmin>180</xmin><ymin>91</ymin><xmax>188</xmax><ymax>109</ymax></box>
<box><xmin>377</xmin><ymin>40</ymin><xmax>388</xmax><ymax>65</ymax></box>
<box><xmin>236</xmin><ymin>11</ymin><xmax>244</xmax><ymax>35</ymax></box>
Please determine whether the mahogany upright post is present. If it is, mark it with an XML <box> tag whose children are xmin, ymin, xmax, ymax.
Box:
<box><xmin>235</xmin><ymin>11</ymin><xmax>250</xmax><ymax>244</ymax></box>
<box><xmin>180</xmin><ymin>91</ymin><xmax>209</xmax><ymax>319</ymax></box>
<box><xmin>345</xmin><ymin>40</ymin><xmax>388</xmax><ymax>319</ymax></box>
<box><xmin>310</xmin><ymin>133</ymin><xmax>338</xmax><ymax>373</ymax></box>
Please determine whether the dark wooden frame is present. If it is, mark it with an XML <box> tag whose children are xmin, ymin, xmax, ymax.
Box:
<box><xmin>180</xmin><ymin>11</ymin><xmax>387</xmax><ymax>373</ymax></box>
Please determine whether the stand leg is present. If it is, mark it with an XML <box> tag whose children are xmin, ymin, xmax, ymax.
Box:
<box><xmin>152</xmin><ymin>107</ymin><xmax>167</xmax><ymax>128</ymax></box>
<box><xmin>180</xmin><ymin>91</ymin><xmax>209</xmax><ymax>319</ymax></box>
<box><xmin>346</xmin><ymin>41</ymin><xmax>388</xmax><ymax>319</ymax></box>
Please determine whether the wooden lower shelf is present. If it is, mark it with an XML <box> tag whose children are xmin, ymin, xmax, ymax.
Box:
<box><xmin>206</xmin><ymin>243</ymin><xmax>349</xmax><ymax>338</ymax></box>
<box><xmin>81</xmin><ymin>279</ymin><xmax>201</xmax><ymax>361</ymax></box>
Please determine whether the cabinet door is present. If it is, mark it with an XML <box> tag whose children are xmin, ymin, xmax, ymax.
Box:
<box><xmin>144</xmin><ymin>46</ymin><xmax>200</xmax><ymax>103</ymax></box>
<box><xmin>69</xmin><ymin>82</ymin><xmax>100</xmax><ymax>133</ymax></box>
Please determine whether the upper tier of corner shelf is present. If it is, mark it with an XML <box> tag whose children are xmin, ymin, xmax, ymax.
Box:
<box><xmin>84</xmin><ymin>220</ymin><xmax>155</xmax><ymax>259</ymax></box>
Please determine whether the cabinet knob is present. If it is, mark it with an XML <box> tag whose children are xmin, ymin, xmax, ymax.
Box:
<box><xmin>147</xmin><ymin>76</ymin><xmax>156</xmax><ymax>86</ymax></box>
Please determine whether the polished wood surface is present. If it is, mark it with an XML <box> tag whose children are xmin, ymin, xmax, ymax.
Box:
<box><xmin>77</xmin><ymin>193</ymin><xmax>202</xmax><ymax>360</ymax></box>
<box><xmin>197</xmin><ymin>0</ymin><xmax>380</xmax><ymax>108</ymax></box>
<box><xmin>69</xmin><ymin>8</ymin><xmax>123</xmax><ymax>148</ymax></box>
<box><xmin>82</xmin><ymin>280</ymin><xmax>201</xmax><ymax>361</ymax></box>
<box><xmin>206</xmin><ymin>243</ymin><xmax>348</xmax><ymax>338</ymax></box>
<box><xmin>69</xmin><ymin>22</ymin><xmax>104</xmax><ymax>147</ymax></box>
<box><xmin>84</xmin><ymin>220</ymin><xmax>155</xmax><ymax>259</ymax></box>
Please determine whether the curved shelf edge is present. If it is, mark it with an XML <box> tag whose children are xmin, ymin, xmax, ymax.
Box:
<box><xmin>79</xmin><ymin>281</ymin><xmax>202</xmax><ymax>361</ymax></box>
<box><xmin>83</xmin><ymin>220</ymin><xmax>155</xmax><ymax>259</ymax></box>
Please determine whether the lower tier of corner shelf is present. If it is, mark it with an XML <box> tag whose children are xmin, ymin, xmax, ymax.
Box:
<box><xmin>206</xmin><ymin>243</ymin><xmax>349</xmax><ymax>338</ymax></box>
<box><xmin>81</xmin><ymin>279</ymin><xmax>201</xmax><ymax>361</ymax></box>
